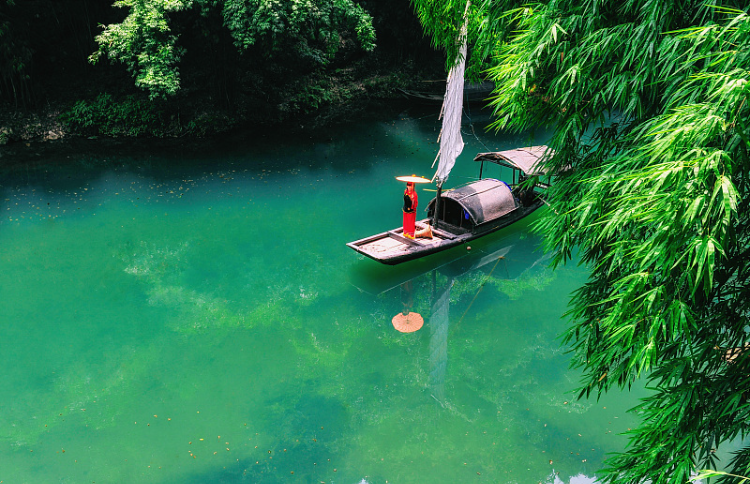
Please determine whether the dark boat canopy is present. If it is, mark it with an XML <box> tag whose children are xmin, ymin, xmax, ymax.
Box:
<box><xmin>428</xmin><ymin>178</ymin><xmax>518</xmax><ymax>226</ymax></box>
<box><xmin>473</xmin><ymin>145</ymin><xmax>555</xmax><ymax>176</ymax></box>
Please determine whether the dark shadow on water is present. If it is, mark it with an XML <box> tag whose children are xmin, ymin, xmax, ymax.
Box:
<box><xmin>0</xmin><ymin>99</ymin><xmax>541</xmax><ymax>194</ymax></box>
<box><xmin>0</xmin><ymin>100</ymin><xmax>430</xmax><ymax>180</ymax></box>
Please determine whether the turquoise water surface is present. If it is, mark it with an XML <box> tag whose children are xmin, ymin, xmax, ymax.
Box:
<box><xmin>1</xmin><ymin>109</ymin><xmax>645</xmax><ymax>483</ymax></box>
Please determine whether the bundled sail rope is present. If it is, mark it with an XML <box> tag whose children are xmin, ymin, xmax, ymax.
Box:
<box><xmin>462</xmin><ymin>105</ymin><xmax>493</xmax><ymax>153</ymax></box>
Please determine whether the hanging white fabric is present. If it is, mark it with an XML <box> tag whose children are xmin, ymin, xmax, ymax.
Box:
<box><xmin>433</xmin><ymin>2</ymin><xmax>470</xmax><ymax>186</ymax></box>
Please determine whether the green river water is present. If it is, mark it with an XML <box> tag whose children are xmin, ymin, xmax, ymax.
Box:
<box><xmin>1</xmin><ymin>109</ymin><xmax>647</xmax><ymax>484</ymax></box>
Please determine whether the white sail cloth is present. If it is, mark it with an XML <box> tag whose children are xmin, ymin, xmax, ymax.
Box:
<box><xmin>433</xmin><ymin>10</ymin><xmax>469</xmax><ymax>186</ymax></box>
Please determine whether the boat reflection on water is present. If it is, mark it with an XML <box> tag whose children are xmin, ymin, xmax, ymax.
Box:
<box><xmin>347</xmin><ymin>230</ymin><xmax>612</xmax><ymax>484</ymax></box>
<box><xmin>349</xmin><ymin>227</ymin><xmax>552</xmax><ymax>405</ymax></box>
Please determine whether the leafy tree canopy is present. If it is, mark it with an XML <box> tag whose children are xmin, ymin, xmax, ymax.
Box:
<box><xmin>409</xmin><ymin>0</ymin><xmax>495</xmax><ymax>79</ymax></box>
<box><xmin>413</xmin><ymin>0</ymin><xmax>750</xmax><ymax>483</ymax></box>
<box><xmin>91</xmin><ymin>0</ymin><xmax>376</xmax><ymax>99</ymax></box>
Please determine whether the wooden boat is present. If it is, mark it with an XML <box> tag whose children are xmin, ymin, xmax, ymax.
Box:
<box><xmin>347</xmin><ymin>3</ymin><xmax>555</xmax><ymax>266</ymax></box>
<box><xmin>347</xmin><ymin>146</ymin><xmax>554</xmax><ymax>265</ymax></box>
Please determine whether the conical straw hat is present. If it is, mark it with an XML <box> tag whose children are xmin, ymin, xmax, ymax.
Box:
<box><xmin>396</xmin><ymin>175</ymin><xmax>431</xmax><ymax>183</ymax></box>
<box><xmin>392</xmin><ymin>312</ymin><xmax>424</xmax><ymax>333</ymax></box>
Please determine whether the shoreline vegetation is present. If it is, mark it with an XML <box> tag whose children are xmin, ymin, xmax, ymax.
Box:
<box><xmin>0</xmin><ymin>63</ymin><xmax>438</xmax><ymax>146</ymax></box>
<box><xmin>0</xmin><ymin>0</ymin><xmax>446</xmax><ymax>147</ymax></box>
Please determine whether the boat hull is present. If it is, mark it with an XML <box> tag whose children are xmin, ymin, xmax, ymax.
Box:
<box><xmin>347</xmin><ymin>200</ymin><xmax>543</xmax><ymax>265</ymax></box>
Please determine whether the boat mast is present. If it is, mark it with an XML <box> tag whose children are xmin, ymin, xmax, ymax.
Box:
<box><xmin>432</xmin><ymin>0</ymin><xmax>470</xmax><ymax>227</ymax></box>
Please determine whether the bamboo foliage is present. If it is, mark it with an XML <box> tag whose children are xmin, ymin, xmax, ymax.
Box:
<box><xmin>414</xmin><ymin>0</ymin><xmax>750</xmax><ymax>482</ymax></box>
<box><xmin>410</xmin><ymin>0</ymin><xmax>493</xmax><ymax>78</ymax></box>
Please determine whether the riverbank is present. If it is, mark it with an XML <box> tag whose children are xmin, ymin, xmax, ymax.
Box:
<box><xmin>0</xmin><ymin>58</ymin><xmax>443</xmax><ymax>147</ymax></box>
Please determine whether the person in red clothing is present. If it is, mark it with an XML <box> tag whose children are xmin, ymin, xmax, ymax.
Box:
<box><xmin>403</xmin><ymin>181</ymin><xmax>418</xmax><ymax>238</ymax></box>
<box><xmin>397</xmin><ymin>175</ymin><xmax>433</xmax><ymax>239</ymax></box>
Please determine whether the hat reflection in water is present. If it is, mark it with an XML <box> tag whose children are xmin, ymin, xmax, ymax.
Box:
<box><xmin>392</xmin><ymin>280</ymin><xmax>424</xmax><ymax>333</ymax></box>
<box><xmin>392</xmin><ymin>312</ymin><xmax>424</xmax><ymax>333</ymax></box>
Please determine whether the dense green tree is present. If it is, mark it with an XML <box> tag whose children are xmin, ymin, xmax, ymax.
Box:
<box><xmin>90</xmin><ymin>0</ymin><xmax>376</xmax><ymax>99</ymax></box>
<box><xmin>412</xmin><ymin>0</ymin><xmax>750</xmax><ymax>483</ymax></box>
<box><xmin>409</xmin><ymin>0</ymin><xmax>492</xmax><ymax>80</ymax></box>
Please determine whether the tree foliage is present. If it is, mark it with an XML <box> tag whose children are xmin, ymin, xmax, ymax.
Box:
<box><xmin>91</xmin><ymin>0</ymin><xmax>376</xmax><ymax>99</ymax></box>
<box><xmin>412</xmin><ymin>0</ymin><xmax>750</xmax><ymax>483</ymax></box>
<box><xmin>90</xmin><ymin>0</ymin><xmax>193</xmax><ymax>98</ymax></box>
<box><xmin>220</xmin><ymin>0</ymin><xmax>375</xmax><ymax>60</ymax></box>
<box><xmin>409</xmin><ymin>0</ymin><xmax>495</xmax><ymax>79</ymax></box>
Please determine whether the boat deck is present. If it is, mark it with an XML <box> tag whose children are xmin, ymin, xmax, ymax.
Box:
<box><xmin>347</xmin><ymin>220</ymin><xmax>463</xmax><ymax>264</ymax></box>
